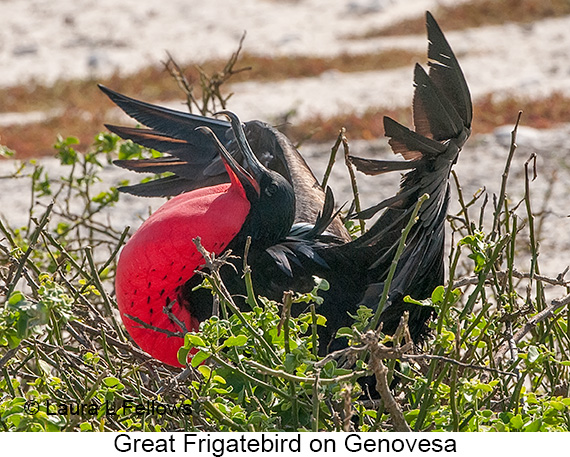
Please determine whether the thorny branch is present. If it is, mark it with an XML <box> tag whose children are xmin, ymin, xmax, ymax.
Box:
<box><xmin>362</xmin><ymin>330</ymin><xmax>411</xmax><ymax>432</ymax></box>
<box><xmin>453</xmin><ymin>268</ymin><xmax>570</xmax><ymax>289</ymax></box>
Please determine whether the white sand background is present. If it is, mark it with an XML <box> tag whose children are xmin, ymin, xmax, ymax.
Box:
<box><xmin>1</xmin><ymin>0</ymin><xmax>570</xmax><ymax>278</ymax></box>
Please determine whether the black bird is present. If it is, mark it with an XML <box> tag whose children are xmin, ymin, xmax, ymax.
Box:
<box><xmin>99</xmin><ymin>84</ymin><xmax>351</xmax><ymax>242</ymax></box>
<box><xmin>211</xmin><ymin>11</ymin><xmax>472</xmax><ymax>352</ymax></box>
<box><xmin>107</xmin><ymin>11</ymin><xmax>471</xmax><ymax>358</ymax></box>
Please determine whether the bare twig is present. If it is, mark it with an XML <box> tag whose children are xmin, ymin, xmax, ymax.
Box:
<box><xmin>403</xmin><ymin>354</ymin><xmax>516</xmax><ymax>377</ymax></box>
<box><xmin>6</xmin><ymin>202</ymin><xmax>53</xmax><ymax>298</ymax></box>
<box><xmin>452</xmin><ymin>268</ymin><xmax>570</xmax><ymax>289</ymax></box>
<box><xmin>342</xmin><ymin>133</ymin><xmax>365</xmax><ymax>234</ymax></box>
<box><xmin>156</xmin><ymin>367</ymin><xmax>198</xmax><ymax>395</ymax></box>
<box><xmin>124</xmin><ymin>314</ymin><xmax>184</xmax><ymax>338</ymax></box>
<box><xmin>362</xmin><ymin>331</ymin><xmax>411</xmax><ymax>432</ymax></box>
<box><xmin>68</xmin><ymin>320</ymin><xmax>154</xmax><ymax>363</ymax></box>
<box><xmin>321</xmin><ymin>128</ymin><xmax>344</xmax><ymax>189</ymax></box>
<box><xmin>491</xmin><ymin>111</ymin><xmax>522</xmax><ymax>239</ymax></box>
<box><xmin>342</xmin><ymin>385</ymin><xmax>353</xmax><ymax>432</ymax></box>
<box><xmin>0</xmin><ymin>345</ymin><xmax>21</xmax><ymax>370</ymax></box>
<box><xmin>164</xmin><ymin>32</ymin><xmax>251</xmax><ymax>116</ymax></box>
<box><xmin>192</xmin><ymin>237</ymin><xmax>281</xmax><ymax>364</ymax></box>
<box><xmin>245</xmin><ymin>359</ymin><xmax>366</xmax><ymax>385</ymax></box>
<box><xmin>495</xmin><ymin>292</ymin><xmax>570</xmax><ymax>365</ymax></box>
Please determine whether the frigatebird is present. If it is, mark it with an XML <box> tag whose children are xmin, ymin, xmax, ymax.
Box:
<box><xmin>107</xmin><ymin>11</ymin><xmax>472</xmax><ymax>364</ymax></box>
<box><xmin>238</xmin><ymin>11</ymin><xmax>472</xmax><ymax>352</ymax></box>
<box><xmin>187</xmin><ymin>11</ymin><xmax>472</xmax><ymax>353</ymax></box>
<box><xmin>114</xmin><ymin>112</ymin><xmax>297</xmax><ymax>366</ymax></box>
<box><xmin>99</xmin><ymin>84</ymin><xmax>351</xmax><ymax>242</ymax></box>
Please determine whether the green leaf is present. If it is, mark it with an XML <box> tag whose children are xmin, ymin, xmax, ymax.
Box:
<box><xmin>80</xmin><ymin>422</ymin><xmax>93</xmax><ymax>431</ymax></box>
<box><xmin>177</xmin><ymin>347</ymin><xmax>191</xmax><ymax>366</ymax></box>
<box><xmin>431</xmin><ymin>285</ymin><xmax>445</xmax><ymax>303</ymax></box>
<box><xmin>0</xmin><ymin>145</ymin><xmax>15</xmax><ymax>157</ymax></box>
<box><xmin>509</xmin><ymin>414</ymin><xmax>523</xmax><ymax>429</ymax></box>
<box><xmin>523</xmin><ymin>418</ymin><xmax>542</xmax><ymax>432</ymax></box>
<box><xmin>335</xmin><ymin>327</ymin><xmax>353</xmax><ymax>338</ymax></box>
<box><xmin>403</xmin><ymin>295</ymin><xmax>428</xmax><ymax>306</ymax></box>
<box><xmin>527</xmin><ymin>346</ymin><xmax>540</xmax><ymax>364</ymax></box>
<box><xmin>197</xmin><ymin>365</ymin><xmax>211</xmax><ymax>378</ymax></box>
<box><xmin>223</xmin><ymin>335</ymin><xmax>248</xmax><ymax>348</ymax></box>
<box><xmin>8</xmin><ymin>291</ymin><xmax>25</xmax><ymax>306</ymax></box>
<box><xmin>550</xmin><ymin>400</ymin><xmax>565</xmax><ymax>411</ymax></box>
<box><xmin>190</xmin><ymin>350</ymin><xmax>210</xmax><ymax>367</ymax></box>
<box><xmin>184</xmin><ymin>334</ymin><xmax>206</xmax><ymax>348</ymax></box>
<box><xmin>55</xmin><ymin>136</ymin><xmax>80</xmax><ymax>165</ymax></box>
<box><xmin>313</xmin><ymin>314</ymin><xmax>327</xmax><ymax>326</ymax></box>
<box><xmin>313</xmin><ymin>276</ymin><xmax>330</xmax><ymax>292</ymax></box>
<box><xmin>103</xmin><ymin>376</ymin><xmax>123</xmax><ymax>388</ymax></box>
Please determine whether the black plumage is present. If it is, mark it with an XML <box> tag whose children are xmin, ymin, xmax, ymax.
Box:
<box><xmin>105</xmin><ymin>11</ymin><xmax>472</xmax><ymax>355</ymax></box>
<box><xmin>208</xmin><ymin>11</ymin><xmax>472</xmax><ymax>352</ymax></box>
<box><xmin>99</xmin><ymin>84</ymin><xmax>351</xmax><ymax>242</ymax></box>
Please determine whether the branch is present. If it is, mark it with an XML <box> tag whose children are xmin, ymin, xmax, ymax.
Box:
<box><xmin>403</xmin><ymin>354</ymin><xmax>516</xmax><ymax>377</ymax></box>
<box><xmin>495</xmin><ymin>292</ymin><xmax>570</xmax><ymax>365</ymax></box>
<box><xmin>244</xmin><ymin>360</ymin><xmax>366</xmax><ymax>385</ymax></box>
<box><xmin>491</xmin><ymin>111</ymin><xmax>522</xmax><ymax>239</ymax></box>
<box><xmin>362</xmin><ymin>331</ymin><xmax>411</xmax><ymax>432</ymax></box>
<box><xmin>124</xmin><ymin>313</ymin><xmax>184</xmax><ymax>338</ymax></box>
<box><xmin>68</xmin><ymin>320</ymin><xmax>155</xmax><ymax>363</ymax></box>
<box><xmin>452</xmin><ymin>268</ymin><xmax>570</xmax><ymax>289</ymax></box>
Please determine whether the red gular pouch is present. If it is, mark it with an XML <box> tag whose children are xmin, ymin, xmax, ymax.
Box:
<box><xmin>115</xmin><ymin>156</ymin><xmax>253</xmax><ymax>367</ymax></box>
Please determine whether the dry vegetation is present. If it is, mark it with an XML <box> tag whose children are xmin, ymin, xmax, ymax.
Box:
<box><xmin>349</xmin><ymin>0</ymin><xmax>570</xmax><ymax>38</ymax></box>
<box><xmin>285</xmin><ymin>92</ymin><xmax>570</xmax><ymax>144</ymax></box>
<box><xmin>0</xmin><ymin>49</ymin><xmax>422</xmax><ymax>158</ymax></box>
<box><xmin>4</xmin><ymin>80</ymin><xmax>570</xmax><ymax>158</ymax></box>
<box><xmin>2</xmin><ymin>0</ymin><xmax>570</xmax><ymax>158</ymax></box>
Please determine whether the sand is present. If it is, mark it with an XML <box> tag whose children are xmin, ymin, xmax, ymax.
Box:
<box><xmin>1</xmin><ymin>0</ymin><xmax>570</xmax><ymax>279</ymax></box>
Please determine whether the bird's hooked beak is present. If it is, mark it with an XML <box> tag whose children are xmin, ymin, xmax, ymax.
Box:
<box><xmin>216</xmin><ymin>110</ymin><xmax>268</xmax><ymax>183</ymax></box>
<box><xmin>196</xmin><ymin>126</ymin><xmax>261</xmax><ymax>196</ymax></box>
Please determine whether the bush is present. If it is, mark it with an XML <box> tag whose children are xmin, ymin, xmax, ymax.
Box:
<box><xmin>1</xmin><ymin>111</ymin><xmax>570</xmax><ymax>432</ymax></box>
<box><xmin>2</xmin><ymin>44</ymin><xmax>570</xmax><ymax>432</ymax></box>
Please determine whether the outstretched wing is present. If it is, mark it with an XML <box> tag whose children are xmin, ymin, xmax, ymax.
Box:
<box><xmin>100</xmin><ymin>85</ymin><xmax>351</xmax><ymax>241</ymax></box>
<box><xmin>347</xmin><ymin>11</ymin><xmax>472</xmax><ymax>339</ymax></box>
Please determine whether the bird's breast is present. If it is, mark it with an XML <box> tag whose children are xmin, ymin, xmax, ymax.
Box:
<box><xmin>115</xmin><ymin>182</ymin><xmax>251</xmax><ymax>366</ymax></box>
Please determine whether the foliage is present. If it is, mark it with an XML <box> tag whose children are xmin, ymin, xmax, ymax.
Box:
<box><xmin>1</xmin><ymin>113</ymin><xmax>570</xmax><ymax>432</ymax></box>
<box><xmin>1</xmin><ymin>44</ymin><xmax>570</xmax><ymax>433</ymax></box>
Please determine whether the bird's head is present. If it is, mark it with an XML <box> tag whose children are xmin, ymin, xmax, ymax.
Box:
<box><xmin>198</xmin><ymin>111</ymin><xmax>295</xmax><ymax>248</ymax></box>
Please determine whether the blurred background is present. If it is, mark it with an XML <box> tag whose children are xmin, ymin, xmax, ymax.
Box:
<box><xmin>1</xmin><ymin>0</ymin><xmax>570</xmax><ymax>274</ymax></box>
<box><xmin>2</xmin><ymin>0</ymin><xmax>570</xmax><ymax>155</ymax></box>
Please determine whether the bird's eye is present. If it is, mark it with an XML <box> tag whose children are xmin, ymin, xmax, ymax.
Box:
<box><xmin>264</xmin><ymin>183</ymin><xmax>278</xmax><ymax>197</ymax></box>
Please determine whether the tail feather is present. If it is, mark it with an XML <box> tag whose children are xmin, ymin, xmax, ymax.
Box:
<box><xmin>426</xmin><ymin>11</ymin><xmax>473</xmax><ymax>128</ymax></box>
<box><xmin>383</xmin><ymin>116</ymin><xmax>446</xmax><ymax>159</ymax></box>
<box><xmin>349</xmin><ymin>155</ymin><xmax>419</xmax><ymax>175</ymax></box>
<box><xmin>412</xmin><ymin>63</ymin><xmax>464</xmax><ymax>141</ymax></box>
<box><xmin>349</xmin><ymin>12</ymin><xmax>472</xmax><ymax>339</ymax></box>
<box><xmin>351</xmin><ymin>184</ymin><xmax>420</xmax><ymax>222</ymax></box>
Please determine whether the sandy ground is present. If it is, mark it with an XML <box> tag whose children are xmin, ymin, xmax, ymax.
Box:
<box><xmin>3</xmin><ymin>0</ymin><xmax>570</xmax><ymax>122</ymax></box>
<box><xmin>1</xmin><ymin>0</ymin><xmax>570</xmax><ymax>280</ymax></box>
